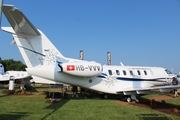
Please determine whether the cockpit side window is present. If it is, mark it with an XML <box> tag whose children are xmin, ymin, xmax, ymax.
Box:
<box><xmin>165</xmin><ymin>69</ymin><xmax>172</xmax><ymax>74</ymax></box>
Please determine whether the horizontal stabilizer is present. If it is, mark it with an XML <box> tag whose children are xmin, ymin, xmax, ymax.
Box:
<box><xmin>2</xmin><ymin>27</ymin><xmax>15</xmax><ymax>34</ymax></box>
<box><xmin>2</xmin><ymin>5</ymin><xmax>40</xmax><ymax>35</ymax></box>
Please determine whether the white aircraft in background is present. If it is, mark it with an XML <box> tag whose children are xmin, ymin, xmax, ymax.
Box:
<box><xmin>0</xmin><ymin>63</ymin><xmax>63</xmax><ymax>86</ymax></box>
<box><xmin>0</xmin><ymin>63</ymin><xmax>31</xmax><ymax>84</ymax></box>
<box><xmin>1</xmin><ymin>2</ymin><xmax>180</xmax><ymax>102</ymax></box>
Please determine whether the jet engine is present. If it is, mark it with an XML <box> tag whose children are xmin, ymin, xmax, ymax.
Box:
<box><xmin>58</xmin><ymin>61</ymin><xmax>102</xmax><ymax>77</ymax></box>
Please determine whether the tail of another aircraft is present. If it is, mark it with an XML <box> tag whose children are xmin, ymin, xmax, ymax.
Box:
<box><xmin>0</xmin><ymin>63</ymin><xmax>4</xmax><ymax>74</ymax></box>
<box><xmin>1</xmin><ymin>5</ymin><xmax>68</xmax><ymax>68</ymax></box>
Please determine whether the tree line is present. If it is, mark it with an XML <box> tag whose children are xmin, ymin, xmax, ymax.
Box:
<box><xmin>0</xmin><ymin>57</ymin><xmax>27</xmax><ymax>71</ymax></box>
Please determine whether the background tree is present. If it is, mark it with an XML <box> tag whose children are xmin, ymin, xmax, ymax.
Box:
<box><xmin>0</xmin><ymin>58</ymin><xmax>26</xmax><ymax>71</ymax></box>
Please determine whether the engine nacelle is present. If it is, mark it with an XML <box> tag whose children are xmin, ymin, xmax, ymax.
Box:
<box><xmin>59</xmin><ymin>62</ymin><xmax>102</xmax><ymax>77</ymax></box>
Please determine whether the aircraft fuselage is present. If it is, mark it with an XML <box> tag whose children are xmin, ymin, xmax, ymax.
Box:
<box><xmin>26</xmin><ymin>64</ymin><xmax>174</xmax><ymax>94</ymax></box>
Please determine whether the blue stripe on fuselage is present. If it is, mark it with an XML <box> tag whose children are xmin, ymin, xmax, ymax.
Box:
<box><xmin>116</xmin><ymin>77</ymin><xmax>166</xmax><ymax>82</ymax></box>
<box><xmin>97</xmin><ymin>75</ymin><xmax>168</xmax><ymax>82</ymax></box>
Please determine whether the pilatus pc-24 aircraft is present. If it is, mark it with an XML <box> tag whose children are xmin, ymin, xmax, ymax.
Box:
<box><xmin>1</xmin><ymin>1</ymin><xmax>180</xmax><ymax>102</ymax></box>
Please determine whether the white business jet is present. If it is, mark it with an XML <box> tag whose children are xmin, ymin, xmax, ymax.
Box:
<box><xmin>0</xmin><ymin>63</ymin><xmax>31</xmax><ymax>84</ymax></box>
<box><xmin>1</xmin><ymin>2</ymin><xmax>180</xmax><ymax>102</ymax></box>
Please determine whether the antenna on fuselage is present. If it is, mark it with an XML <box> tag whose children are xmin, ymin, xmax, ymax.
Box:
<box><xmin>107</xmin><ymin>52</ymin><xmax>111</xmax><ymax>65</ymax></box>
<box><xmin>120</xmin><ymin>62</ymin><xmax>124</xmax><ymax>66</ymax></box>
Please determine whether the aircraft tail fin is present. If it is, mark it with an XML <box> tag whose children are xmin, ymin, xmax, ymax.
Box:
<box><xmin>0</xmin><ymin>63</ymin><xmax>4</xmax><ymax>75</ymax></box>
<box><xmin>2</xmin><ymin>5</ymin><xmax>40</xmax><ymax>35</ymax></box>
<box><xmin>1</xmin><ymin>5</ymin><xmax>67</xmax><ymax>68</ymax></box>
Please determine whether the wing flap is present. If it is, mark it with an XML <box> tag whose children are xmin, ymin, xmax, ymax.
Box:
<box><xmin>2</xmin><ymin>5</ymin><xmax>40</xmax><ymax>35</ymax></box>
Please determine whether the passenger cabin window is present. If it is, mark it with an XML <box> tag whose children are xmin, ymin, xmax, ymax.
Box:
<box><xmin>129</xmin><ymin>70</ymin><xmax>133</xmax><ymax>75</ymax></box>
<box><xmin>137</xmin><ymin>70</ymin><xmax>141</xmax><ymax>75</ymax></box>
<box><xmin>116</xmin><ymin>70</ymin><xmax>120</xmax><ymax>75</ymax></box>
<box><xmin>144</xmin><ymin>70</ymin><xmax>147</xmax><ymax>75</ymax></box>
<box><xmin>108</xmin><ymin>70</ymin><xmax>112</xmax><ymax>75</ymax></box>
<box><xmin>123</xmin><ymin>70</ymin><xmax>126</xmax><ymax>75</ymax></box>
<box><xmin>165</xmin><ymin>69</ymin><xmax>172</xmax><ymax>74</ymax></box>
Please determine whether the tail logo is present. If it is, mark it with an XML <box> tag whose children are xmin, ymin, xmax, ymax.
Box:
<box><xmin>19</xmin><ymin>46</ymin><xmax>59</xmax><ymax>65</ymax></box>
<box><xmin>43</xmin><ymin>49</ymin><xmax>58</xmax><ymax>65</ymax></box>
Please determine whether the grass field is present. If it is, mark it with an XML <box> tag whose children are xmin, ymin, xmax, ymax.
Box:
<box><xmin>0</xmin><ymin>85</ymin><xmax>180</xmax><ymax>120</ymax></box>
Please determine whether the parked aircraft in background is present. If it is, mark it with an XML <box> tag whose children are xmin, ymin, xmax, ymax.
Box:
<box><xmin>1</xmin><ymin>2</ymin><xmax>180</xmax><ymax>102</ymax></box>
<box><xmin>0</xmin><ymin>62</ymin><xmax>62</xmax><ymax>86</ymax></box>
<box><xmin>0</xmin><ymin>63</ymin><xmax>31</xmax><ymax>84</ymax></box>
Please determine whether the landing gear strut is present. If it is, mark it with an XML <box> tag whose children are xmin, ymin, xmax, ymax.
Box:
<box><xmin>125</xmin><ymin>94</ymin><xmax>139</xmax><ymax>102</ymax></box>
<box><xmin>127</xmin><ymin>97</ymin><xmax>131</xmax><ymax>102</ymax></box>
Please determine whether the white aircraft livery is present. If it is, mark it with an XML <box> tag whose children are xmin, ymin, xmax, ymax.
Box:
<box><xmin>0</xmin><ymin>63</ymin><xmax>30</xmax><ymax>80</ymax></box>
<box><xmin>1</xmin><ymin>1</ymin><xmax>180</xmax><ymax>102</ymax></box>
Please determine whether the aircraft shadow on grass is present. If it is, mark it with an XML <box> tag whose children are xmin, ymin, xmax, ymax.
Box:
<box><xmin>40</xmin><ymin>90</ymin><xmax>103</xmax><ymax>120</ymax></box>
<box><xmin>41</xmin><ymin>92</ymin><xmax>179</xmax><ymax>120</ymax></box>
<box><xmin>0</xmin><ymin>112</ymin><xmax>30</xmax><ymax>120</ymax></box>
<box><xmin>39</xmin><ymin>91</ymin><xmax>70</xmax><ymax>120</ymax></box>
<box><xmin>132</xmin><ymin>95</ymin><xmax>180</xmax><ymax>118</ymax></box>
<box><xmin>137</xmin><ymin>114</ymin><xmax>172</xmax><ymax>120</ymax></box>
<box><xmin>0</xmin><ymin>93</ymin><xmax>12</xmax><ymax>98</ymax></box>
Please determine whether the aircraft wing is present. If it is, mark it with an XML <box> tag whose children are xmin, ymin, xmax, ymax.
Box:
<box><xmin>116</xmin><ymin>85</ymin><xmax>180</xmax><ymax>94</ymax></box>
<box><xmin>2</xmin><ymin>4</ymin><xmax>40</xmax><ymax>35</ymax></box>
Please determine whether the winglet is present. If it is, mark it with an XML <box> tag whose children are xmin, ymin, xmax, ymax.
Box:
<box><xmin>0</xmin><ymin>0</ymin><xmax>3</xmax><ymax>27</ymax></box>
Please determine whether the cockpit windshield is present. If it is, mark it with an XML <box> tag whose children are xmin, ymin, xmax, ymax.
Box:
<box><xmin>165</xmin><ymin>69</ymin><xmax>172</xmax><ymax>74</ymax></box>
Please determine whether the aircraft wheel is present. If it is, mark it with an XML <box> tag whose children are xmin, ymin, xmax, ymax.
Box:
<box><xmin>127</xmin><ymin>97</ymin><xmax>131</xmax><ymax>102</ymax></box>
<box><xmin>103</xmin><ymin>94</ymin><xmax>109</xmax><ymax>99</ymax></box>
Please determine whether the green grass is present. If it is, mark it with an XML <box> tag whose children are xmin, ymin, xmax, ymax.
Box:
<box><xmin>0</xmin><ymin>85</ymin><xmax>180</xmax><ymax>120</ymax></box>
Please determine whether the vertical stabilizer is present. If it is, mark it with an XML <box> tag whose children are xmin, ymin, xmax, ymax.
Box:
<box><xmin>1</xmin><ymin>5</ymin><xmax>67</xmax><ymax>68</ymax></box>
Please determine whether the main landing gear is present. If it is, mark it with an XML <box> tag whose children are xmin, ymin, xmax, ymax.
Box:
<box><xmin>124</xmin><ymin>94</ymin><xmax>139</xmax><ymax>102</ymax></box>
<box><xmin>100</xmin><ymin>94</ymin><xmax>109</xmax><ymax>99</ymax></box>
<box><xmin>103</xmin><ymin>94</ymin><xmax>109</xmax><ymax>99</ymax></box>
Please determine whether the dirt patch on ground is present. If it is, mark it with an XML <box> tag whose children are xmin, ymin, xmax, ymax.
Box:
<box><xmin>115</xmin><ymin>95</ymin><xmax>180</xmax><ymax>116</ymax></box>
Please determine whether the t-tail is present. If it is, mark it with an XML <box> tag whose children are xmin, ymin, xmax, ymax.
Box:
<box><xmin>1</xmin><ymin>4</ymin><xmax>68</xmax><ymax>68</ymax></box>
